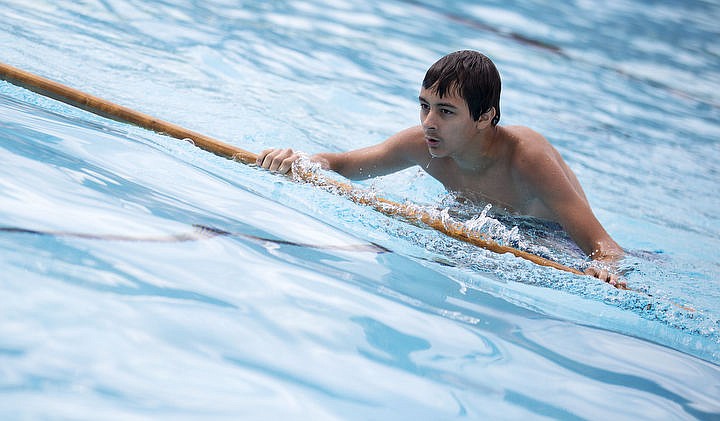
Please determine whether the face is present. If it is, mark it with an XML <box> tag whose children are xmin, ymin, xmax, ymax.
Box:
<box><xmin>419</xmin><ymin>87</ymin><xmax>481</xmax><ymax>158</ymax></box>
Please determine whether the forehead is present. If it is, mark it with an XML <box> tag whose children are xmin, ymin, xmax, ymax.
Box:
<box><xmin>419</xmin><ymin>86</ymin><xmax>466</xmax><ymax>107</ymax></box>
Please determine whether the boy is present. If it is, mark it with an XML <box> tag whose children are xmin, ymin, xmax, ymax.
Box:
<box><xmin>258</xmin><ymin>50</ymin><xmax>625</xmax><ymax>287</ymax></box>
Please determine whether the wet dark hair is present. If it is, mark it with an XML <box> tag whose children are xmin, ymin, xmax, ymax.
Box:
<box><xmin>422</xmin><ymin>50</ymin><xmax>501</xmax><ymax>125</ymax></box>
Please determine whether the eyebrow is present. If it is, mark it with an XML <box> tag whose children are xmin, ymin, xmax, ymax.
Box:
<box><xmin>418</xmin><ymin>96</ymin><xmax>458</xmax><ymax>109</ymax></box>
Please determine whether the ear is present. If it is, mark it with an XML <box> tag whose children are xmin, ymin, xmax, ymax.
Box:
<box><xmin>475</xmin><ymin>107</ymin><xmax>496</xmax><ymax>129</ymax></box>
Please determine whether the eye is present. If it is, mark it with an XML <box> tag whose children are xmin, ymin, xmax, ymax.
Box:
<box><xmin>420</xmin><ymin>103</ymin><xmax>430</xmax><ymax>111</ymax></box>
<box><xmin>441</xmin><ymin>108</ymin><xmax>454</xmax><ymax>115</ymax></box>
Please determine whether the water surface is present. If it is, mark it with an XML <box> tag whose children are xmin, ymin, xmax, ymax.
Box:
<box><xmin>1</xmin><ymin>0</ymin><xmax>719</xmax><ymax>419</ymax></box>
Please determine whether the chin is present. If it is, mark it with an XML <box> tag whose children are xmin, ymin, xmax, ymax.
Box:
<box><xmin>428</xmin><ymin>149</ymin><xmax>448</xmax><ymax>159</ymax></box>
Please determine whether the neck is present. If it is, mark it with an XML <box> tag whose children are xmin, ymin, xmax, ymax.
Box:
<box><xmin>452</xmin><ymin>125</ymin><xmax>501</xmax><ymax>172</ymax></box>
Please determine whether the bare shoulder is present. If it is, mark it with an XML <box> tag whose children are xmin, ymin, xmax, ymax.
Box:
<box><xmin>391</xmin><ymin>125</ymin><xmax>426</xmax><ymax>146</ymax></box>
<box><xmin>502</xmin><ymin>126</ymin><xmax>557</xmax><ymax>167</ymax></box>
<box><xmin>503</xmin><ymin>126</ymin><xmax>585</xmax><ymax>199</ymax></box>
<box><xmin>503</xmin><ymin>125</ymin><xmax>551</xmax><ymax>150</ymax></box>
<box><xmin>385</xmin><ymin>125</ymin><xmax>431</xmax><ymax>164</ymax></box>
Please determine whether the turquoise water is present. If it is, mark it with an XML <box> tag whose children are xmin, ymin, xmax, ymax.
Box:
<box><xmin>1</xmin><ymin>0</ymin><xmax>719</xmax><ymax>419</ymax></box>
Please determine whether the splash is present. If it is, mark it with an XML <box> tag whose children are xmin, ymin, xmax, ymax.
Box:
<box><xmin>415</xmin><ymin>201</ymin><xmax>559</xmax><ymax>264</ymax></box>
<box><xmin>284</xmin><ymin>160</ymin><xmax>718</xmax><ymax>355</ymax></box>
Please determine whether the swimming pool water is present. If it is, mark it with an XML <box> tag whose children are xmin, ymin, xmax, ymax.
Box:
<box><xmin>1</xmin><ymin>0</ymin><xmax>719</xmax><ymax>419</ymax></box>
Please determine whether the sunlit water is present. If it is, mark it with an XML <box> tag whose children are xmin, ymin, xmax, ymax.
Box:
<box><xmin>1</xmin><ymin>0</ymin><xmax>719</xmax><ymax>419</ymax></box>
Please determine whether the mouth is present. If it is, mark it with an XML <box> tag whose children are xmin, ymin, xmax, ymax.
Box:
<box><xmin>425</xmin><ymin>136</ymin><xmax>441</xmax><ymax>147</ymax></box>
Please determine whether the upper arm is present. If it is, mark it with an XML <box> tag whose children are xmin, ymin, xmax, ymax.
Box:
<box><xmin>514</xmin><ymin>133</ymin><xmax>622</xmax><ymax>259</ymax></box>
<box><xmin>315</xmin><ymin>126</ymin><xmax>428</xmax><ymax>180</ymax></box>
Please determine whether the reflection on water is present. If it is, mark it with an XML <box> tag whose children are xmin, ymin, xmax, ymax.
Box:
<box><xmin>1</xmin><ymin>0</ymin><xmax>719</xmax><ymax>419</ymax></box>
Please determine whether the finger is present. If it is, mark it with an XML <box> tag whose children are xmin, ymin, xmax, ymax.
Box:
<box><xmin>278</xmin><ymin>156</ymin><xmax>296</xmax><ymax>174</ymax></box>
<box><xmin>267</xmin><ymin>150</ymin><xmax>285</xmax><ymax>171</ymax></box>
<box><xmin>267</xmin><ymin>149</ymin><xmax>292</xmax><ymax>172</ymax></box>
<box><xmin>585</xmin><ymin>267</ymin><xmax>613</xmax><ymax>285</ymax></box>
<box><xmin>607</xmin><ymin>274</ymin><xmax>617</xmax><ymax>287</ymax></box>
<box><xmin>607</xmin><ymin>272</ymin><xmax>618</xmax><ymax>286</ymax></box>
<box><xmin>585</xmin><ymin>267</ymin><xmax>628</xmax><ymax>289</ymax></box>
<box><xmin>256</xmin><ymin>148</ymin><xmax>274</xmax><ymax>166</ymax></box>
<box><xmin>584</xmin><ymin>267</ymin><xmax>598</xmax><ymax>278</ymax></box>
<box><xmin>614</xmin><ymin>275</ymin><xmax>628</xmax><ymax>290</ymax></box>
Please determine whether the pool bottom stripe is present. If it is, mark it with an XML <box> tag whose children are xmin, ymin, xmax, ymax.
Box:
<box><xmin>0</xmin><ymin>225</ymin><xmax>390</xmax><ymax>254</ymax></box>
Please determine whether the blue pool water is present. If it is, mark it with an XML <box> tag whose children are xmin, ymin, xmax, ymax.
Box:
<box><xmin>1</xmin><ymin>0</ymin><xmax>719</xmax><ymax>419</ymax></box>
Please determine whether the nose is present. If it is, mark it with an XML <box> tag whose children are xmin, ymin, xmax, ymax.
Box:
<box><xmin>421</xmin><ymin>108</ymin><xmax>437</xmax><ymax>131</ymax></box>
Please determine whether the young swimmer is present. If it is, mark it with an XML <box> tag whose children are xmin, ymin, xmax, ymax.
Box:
<box><xmin>258</xmin><ymin>50</ymin><xmax>625</xmax><ymax>287</ymax></box>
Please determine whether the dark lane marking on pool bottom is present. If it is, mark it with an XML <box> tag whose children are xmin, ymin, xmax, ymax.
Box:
<box><xmin>2</xmin><ymin>226</ymin><xmax>699</xmax><ymax>315</ymax></box>
<box><xmin>400</xmin><ymin>0</ymin><xmax>720</xmax><ymax>109</ymax></box>
<box><xmin>0</xmin><ymin>225</ymin><xmax>390</xmax><ymax>254</ymax></box>
<box><xmin>398</xmin><ymin>0</ymin><xmax>563</xmax><ymax>54</ymax></box>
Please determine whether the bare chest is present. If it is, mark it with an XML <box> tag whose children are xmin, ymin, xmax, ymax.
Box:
<box><xmin>424</xmin><ymin>160</ymin><xmax>552</xmax><ymax>218</ymax></box>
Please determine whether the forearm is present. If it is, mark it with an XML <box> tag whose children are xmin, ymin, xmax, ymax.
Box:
<box><xmin>311</xmin><ymin>127</ymin><xmax>423</xmax><ymax>180</ymax></box>
<box><xmin>568</xmin><ymin>222</ymin><xmax>624</xmax><ymax>262</ymax></box>
<box><xmin>587</xmin><ymin>237</ymin><xmax>624</xmax><ymax>262</ymax></box>
<box><xmin>573</xmin><ymin>224</ymin><xmax>626</xmax><ymax>288</ymax></box>
<box><xmin>310</xmin><ymin>152</ymin><xmax>366</xmax><ymax>180</ymax></box>
<box><xmin>311</xmin><ymin>149</ymin><xmax>412</xmax><ymax>181</ymax></box>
